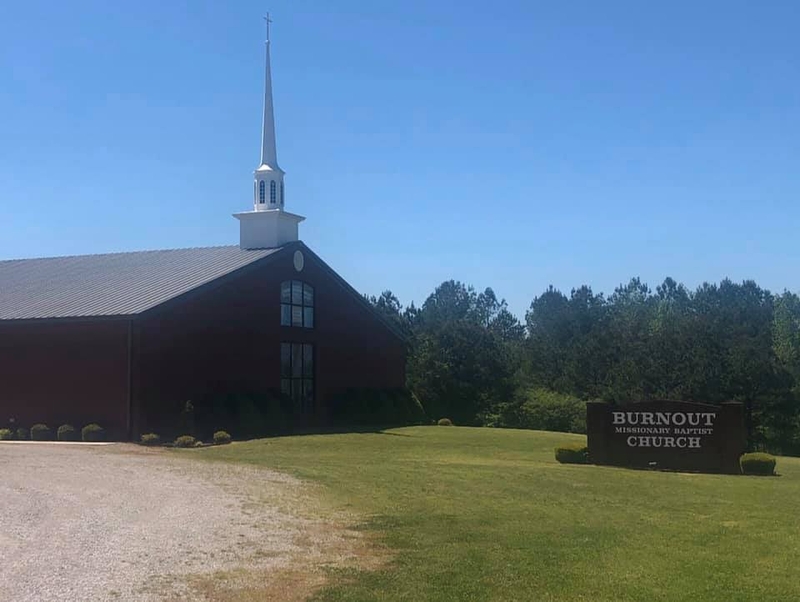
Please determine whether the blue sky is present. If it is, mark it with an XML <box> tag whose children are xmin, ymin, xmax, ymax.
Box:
<box><xmin>1</xmin><ymin>1</ymin><xmax>798</xmax><ymax>319</ymax></box>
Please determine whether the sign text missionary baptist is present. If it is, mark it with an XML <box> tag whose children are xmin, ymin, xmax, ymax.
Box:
<box><xmin>612</xmin><ymin>409</ymin><xmax>716</xmax><ymax>449</ymax></box>
<box><xmin>587</xmin><ymin>400</ymin><xmax>745</xmax><ymax>474</ymax></box>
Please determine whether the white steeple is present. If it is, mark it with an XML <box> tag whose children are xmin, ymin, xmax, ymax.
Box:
<box><xmin>253</xmin><ymin>13</ymin><xmax>284</xmax><ymax>211</ymax></box>
<box><xmin>259</xmin><ymin>13</ymin><xmax>279</xmax><ymax>172</ymax></box>
<box><xmin>234</xmin><ymin>14</ymin><xmax>304</xmax><ymax>250</ymax></box>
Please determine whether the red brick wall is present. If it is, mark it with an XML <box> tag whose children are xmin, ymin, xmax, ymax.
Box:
<box><xmin>0</xmin><ymin>320</ymin><xmax>129</xmax><ymax>436</ymax></box>
<box><xmin>134</xmin><ymin>244</ymin><xmax>406</xmax><ymax>432</ymax></box>
<box><xmin>0</xmin><ymin>244</ymin><xmax>406</xmax><ymax>438</ymax></box>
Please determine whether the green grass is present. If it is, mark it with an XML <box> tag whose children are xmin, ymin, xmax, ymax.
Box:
<box><xmin>199</xmin><ymin>427</ymin><xmax>800</xmax><ymax>601</ymax></box>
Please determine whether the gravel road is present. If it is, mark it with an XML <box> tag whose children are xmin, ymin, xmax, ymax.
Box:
<box><xmin>0</xmin><ymin>443</ymin><xmax>364</xmax><ymax>601</ymax></box>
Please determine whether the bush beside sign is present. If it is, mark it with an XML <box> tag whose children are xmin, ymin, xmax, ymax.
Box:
<box><xmin>587</xmin><ymin>400</ymin><xmax>746</xmax><ymax>474</ymax></box>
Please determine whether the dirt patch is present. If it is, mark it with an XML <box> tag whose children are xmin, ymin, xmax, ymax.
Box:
<box><xmin>0</xmin><ymin>443</ymin><xmax>386</xmax><ymax>601</ymax></box>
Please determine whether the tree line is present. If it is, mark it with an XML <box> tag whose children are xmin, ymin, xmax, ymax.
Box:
<box><xmin>369</xmin><ymin>277</ymin><xmax>800</xmax><ymax>455</ymax></box>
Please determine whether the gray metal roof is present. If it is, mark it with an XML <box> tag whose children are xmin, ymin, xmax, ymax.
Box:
<box><xmin>0</xmin><ymin>245</ymin><xmax>283</xmax><ymax>321</ymax></box>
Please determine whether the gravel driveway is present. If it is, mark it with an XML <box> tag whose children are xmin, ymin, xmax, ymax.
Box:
<box><xmin>0</xmin><ymin>443</ymin><xmax>368</xmax><ymax>601</ymax></box>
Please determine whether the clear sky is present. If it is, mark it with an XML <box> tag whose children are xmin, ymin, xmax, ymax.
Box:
<box><xmin>1</xmin><ymin>1</ymin><xmax>798</xmax><ymax>319</ymax></box>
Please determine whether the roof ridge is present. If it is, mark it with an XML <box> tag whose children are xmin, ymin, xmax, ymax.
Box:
<box><xmin>0</xmin><ymin>245</ymin><xmax>245</xmax><ymax>264</ymax></box>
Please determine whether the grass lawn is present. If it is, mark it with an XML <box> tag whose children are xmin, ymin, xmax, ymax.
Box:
<box><xmin>199</xmin><ymin>427</ymin><xmax>800</xmax><ymax>601</ymax></box>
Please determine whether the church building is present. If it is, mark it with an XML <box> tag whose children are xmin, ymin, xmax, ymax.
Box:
<box><xmin>0</xmin><ymin>25</ymin><xmax>407</xmax><ymax>439</ymax></box>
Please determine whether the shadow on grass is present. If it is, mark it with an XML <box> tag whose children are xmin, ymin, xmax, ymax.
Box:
<box><xmin>583</xmin><ymin>461</ymin><xmax>782</xmax><ymax>478</ymax></box>
<box><xmin>235</xmin><ymin>424</ymin><xmax>425</xmax><ymax>442</ymax></box>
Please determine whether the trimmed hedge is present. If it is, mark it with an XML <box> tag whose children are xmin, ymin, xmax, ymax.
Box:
<box><xmin>140</xmin><ymin>433</ymin><xmax>161</xmax><ymax>446</ymax></box>
<box><xmin>555</xmin><ymin>442</ymin><xmax>589</xmax><ymax>464</ymax></box>
<box><xmin>740</xmin><ymin>452</ymin><xmax>777</xmax><ymax>476</ymax></box>
<box><xmin>81</xmin><ymin>424</ymin><xmax>105</xmax><ymax>442</ymax></box>
<box><xmin>0</xmin><ymin>428</ymin><xmax>13</xmax><ymax>441</ymax></box>
<box><xmin>437</xmin><ymin>418</ymin><xmax>453</xmax><ymax>426</ymax></box>
<box><xmin>16</xmin><ymin>427</ymin><xmax>29</xmax><ymax>441</ymax></box>
<box><xmin>57</xmin><ymin>424</ymin><xmax>79</xmax><ymax>441</ymax></box>
<box><xmin>213</xmin><ymin>430</ymin><xmax>232</xmax><ymax>445</ymax></box>
<box><xmin>174</xmin><ymin>435</ymin><xmax>196</xmax><ymax>448</ymax></box>
<box><xmin>31</xmin><ymin>424</ymin><xmax>51</xmax><ymax>441</ymax></box>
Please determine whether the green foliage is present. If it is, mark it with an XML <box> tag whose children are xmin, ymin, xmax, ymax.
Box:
<box><xmin>0</xmin><ymin>429</ymin><xmax>13</xmax><ymax>440</ymax></box>
<box><xmin>367</xmin><ymin>277</ymin><xmax>800</xmax><ymax>454</ymax></box>
<box><xmin>367</xmin><ymin>290</ymin><xmax>413</xmax><ymax>338</ymax></box>
<box><xmin>57</xmin><ymin>424</ymin><xmax>78</xmax><ymax>441</ymax></box>
<box><xmin>525</xmin><ymin>285</ymin><xmax>609</xmax><ymax>398</ymax></box>
<box><xmin>139</xmin><ymin>433</ymin><xmax>161</xmax><ymax>446</ymax></box>
<box><xmin>522</xmin><ymin>277</ymin><xmax>800</xmax><ymax>453</ymax></box>
<box><xmin>15</xmin><ymin>427</ymin><xmax>28</xmax><ymax>441</ymax></box>
<box><xmin>774</xmin><ymin>292</ymin><xmax>800</xmax><ymax>379</ymax></box>
<box><xmin>213</xmin><ymin>430</ymin><xmax>232</xmax><ymax>445</ymax></box>
<box><xmin>740</xmin><ymin>452</ymin><xmax>777</xmax><ymax>476</ymax></box>
<box><xmin>369</xmin><ymin>282</ymin><xmax>523</xmax><ymax>428</ymax></box>
<box><xmin>437</xmin><ymin>418</ymin><xmax>453</xmax><ymax>426</ymax></box>
<box><xmin>751</xmin><ymin>394</ymin><xmax>800</xmax><ymax>455</ymax></box>
<box><xmin>331</xmin><ymin>388</ymin><xmax>427</xmax><ymax>426</ymax></box>
<box><xmin>500</xmin><ymin>388</ymin><xmax>586</xmax><ymax>433</ymax></box>
<box><xmin>409</xmin><ymin>392</ymin><xmax>428</xmax><ymax>423</ymax></box>
<box><xmin>81</xmin><ymin>423</ymin><xmax>105</xmax><ymax>442</ymax></box>
<box><xmin>555</xmin><ymin>442</ymin><xmax>589</xmax><ymax>464</ymax></box>
<box><xmin>408</xmin><ymin>320</ymin><xmax>517</xmax><ymax>426</ymax></box>
<box><xmin>30</xmin><ymin>424</ymin><xmax>51</xmax><ymax>441</ymax></box>
<box><xmin>173</xmin><ymin>435</ymin><xmax>196</xmax><ymax>448</ymax></box>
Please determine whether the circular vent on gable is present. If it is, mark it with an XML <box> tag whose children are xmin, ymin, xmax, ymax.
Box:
<box><xmin>293</xmin><ymin>250</ymin><xmax>304</xmax><ymax>272</ymax></box>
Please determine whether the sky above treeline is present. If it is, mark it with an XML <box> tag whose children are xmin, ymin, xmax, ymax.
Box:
<box><xmin>1</xmin><ymin>0</ymin><xmax>798</xmax><ymax>318</ymax></box>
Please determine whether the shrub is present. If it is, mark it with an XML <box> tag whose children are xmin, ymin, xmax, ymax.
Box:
<box><xmin>16</xmin><ymin>427</ymin><xmax>29</xmax><ymax>441</ymax></box>
<box><xmin>500</xmin><ymin>388</ymin><xmax>586</xmax><ymax>434</ymax></box>
<box><xmin>139</xmin><ymin>433</ymin><xmax>161</xmax><ymax>447</ymax></box>
<box><xmin>213</xmin><ymin>430</ymin><xmax>232</xmax><ymax>445</ymax></box>
<box><xmin>740</xmin><ymin>452</ymin><xmax>777</xmax><ymax>476</ymax></box>
<box><xmin>81</xmin><ymin>424</ymin><xmax>106</xmax><ymax>442</ymax></box>
<box><xmin>555</xmin><ymin>442</ymin><xmax>589</xmax><ymax>464</ymax></box>
<box><xmin>0</xmin><ymin>429</ymin><xmax>13</xmax><ymax>441</ymax></box>
<box><xmin>30</xmin><ymin>424</ymin><xmax>51</xmax><ymax>441</ymax></box>
<box><xmin>173</xmin><ymin>435</ymin><xmax>196</xmax><ymax>448</ymax></box>
<box><xmin>57</xmin><ymin>424</ymin><xmax>79</xmax><ymax>441</ymax></box>
<box><xmin>437</xmin><ymin>418</ymin><xmax>453</xmax><ymax>426</ymax></box>
<box><xmin>193</xmin><ymin>440</ymin><xmax>205</xmax><ymax>448</ymax></box>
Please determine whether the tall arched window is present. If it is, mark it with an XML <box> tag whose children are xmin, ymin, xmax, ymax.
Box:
<box><xmin>280</xmin><ymin>280</ymin><xmax>314</xmax><ymax>328</ymax></box>
<box><xmin>258</xmin><ymin>180</ymin><xmax>266</xmax><ymax>204</ymax></box>
<box><xmin>270</xmin><ymin>180</ymin><xmax>277</xmax><ymax>204</ymax></box>
<box><xmin>280</xmin><ymin>182</ymin><xmax>285</xmax><ymax>205</ymax></box>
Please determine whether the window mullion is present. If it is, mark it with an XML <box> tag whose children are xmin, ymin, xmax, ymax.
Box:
<box><xmin>281</xmin><ymin>281</ymin><xmax>314</xmax><ymax>329</ymax></box>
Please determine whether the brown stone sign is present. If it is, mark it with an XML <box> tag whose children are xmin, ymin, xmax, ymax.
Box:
<box><xmin>586</xmin><ymin>400</ymin><xmax>746</xmax><ymax>474</ymax></box>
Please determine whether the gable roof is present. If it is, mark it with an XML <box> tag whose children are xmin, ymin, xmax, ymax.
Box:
<box><xmin>0</xmin><ymin>246</ymin><xmax>282</xmax><ymax>321</ymax></box>
<box><xmin>297</xmin><ymin>245</ymin><xmax>409</xmax><ymax>344</ymax></box>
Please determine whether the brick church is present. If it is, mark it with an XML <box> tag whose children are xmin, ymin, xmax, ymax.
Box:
<box><xmin>0</xmin><ymin>25</ymin><xmax>407</xmax><ymax>439</ymax></box>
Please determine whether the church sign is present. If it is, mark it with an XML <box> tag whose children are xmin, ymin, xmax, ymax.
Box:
<box><xmin>586</xmin><ymin>400</ymin><xmax>746</xmax><ymax>474</ymax></box>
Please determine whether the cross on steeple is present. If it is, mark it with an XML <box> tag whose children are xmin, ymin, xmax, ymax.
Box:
<box><xmin>264</xmin><ymin>13</ymin><xmax>272</xmax><ymax>43</ymax></box>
